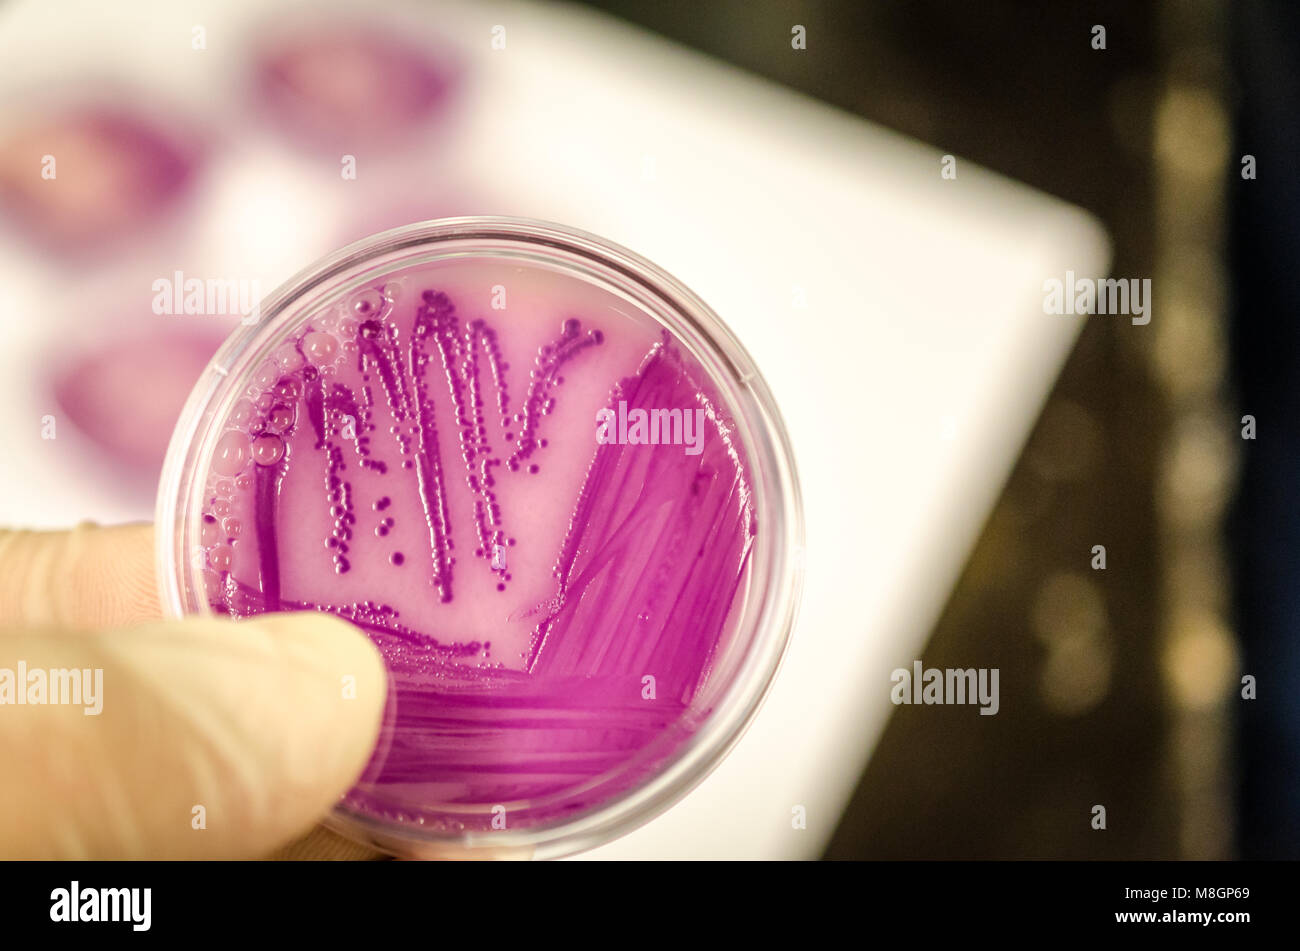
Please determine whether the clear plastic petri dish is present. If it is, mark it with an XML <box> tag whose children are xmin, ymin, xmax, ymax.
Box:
<box><xmin>156</xmin><ymin>217</ymin><xmax>803</xmax><ymax>859</ymax></box>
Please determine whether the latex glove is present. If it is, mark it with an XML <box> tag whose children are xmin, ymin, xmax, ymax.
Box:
<box><xmin>0</xmin><ymin>522</ymin><xmax>388</xmax><ymax>860</ymax></box>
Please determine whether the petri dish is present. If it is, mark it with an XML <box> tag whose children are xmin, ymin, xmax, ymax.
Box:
<box><xmin>157</xmin><ymin>217</ymin><xmax>802</xmax><ymax>858</ymax></box>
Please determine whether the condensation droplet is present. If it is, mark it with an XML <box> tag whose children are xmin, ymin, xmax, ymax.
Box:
<box><xmin>229</xmin><ymin>399</ymin><xmax>255</xmax><ymax>428</ymax></box>
<box><xmin>267</xmin><ymin>403</ymin><xmax>296</xmax><ymax>433</ymax></box>
<box><xmin>252</xmin><ymin>433</ymin><xmax>285</xmax><ymax>466</ymax></box>
<box><xmin>303</xmin><ymin>331</ymin><xmax>339</xmax><ymax>365</ymax></box>
<box><xmin>212</xmin><ymin>430</ymin><xmax>250</xmax><ymax>477</ymax></box>
<box><xmin>254</xmin><ymin>360</ymin><xmax>279</xmax><ymax>389</ymax></box>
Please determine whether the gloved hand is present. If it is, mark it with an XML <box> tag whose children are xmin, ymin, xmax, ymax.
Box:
<box><xmin>0</xmin><ymin>522</ymin><xmax>389</xmax><ymax>859</ymax></box>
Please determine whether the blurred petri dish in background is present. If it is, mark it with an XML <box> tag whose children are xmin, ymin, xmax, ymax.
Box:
<box><xmin>0</xmin><ymin>104</ymin><xmax>201</xmax><ymax>255</ymax></box>
<box><xmin>52</xmin><ymin>325</ymin><xmax>228</xmax><ymax>480</ymax></box>
<box><xmin>252</xmin><ymin>24</ymin><xmax>461</xmax><ymax>153</ymax></box>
